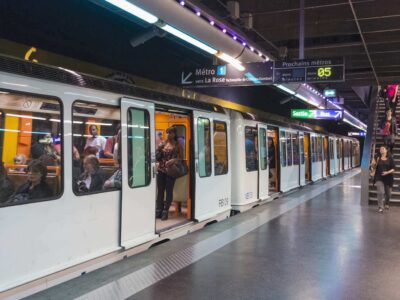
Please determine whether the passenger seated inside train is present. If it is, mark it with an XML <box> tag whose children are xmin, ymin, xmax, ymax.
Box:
<box><xmin>31</xmin><ymin>133</ymin><xmax>61</xmax><ymax>166</ymax></box>
<box><xmin>6</xmin><ymin>160</ymin><xmax>53</xmax><ymax>205</ymax></box>
<box><xmin>103</xmin><ymin>131</ymin><xmax>121</xmax><ymax>190</ymax></box>
<box><xmin>103</xmin><ymin>126</ymin><xmax>120</xmax><ymax>159</ymax></box>
<box><xmin>75</xmin><ymin>155</ymin><xmax>105</xmax><ymax>193</ymax></box>
<box><xmin>10</xmin><ymin>154</ymin><xmax>27</xmax><ymax>172</ymax></box>
<box><xmin>0</xmin><ymin>162</ymin><xmax>15</xmax><ymax>204</ymax></box>
<box><xmin>85</xmin><ymin>124</ymin><xmax>107</xmax><ymax>158</ymax></box>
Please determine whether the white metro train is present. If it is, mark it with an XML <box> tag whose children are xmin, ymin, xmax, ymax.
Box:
<box><xmin>0</xmin><ymin>56</ymin><xmax>360</xmax><ymax>294</ymax></box>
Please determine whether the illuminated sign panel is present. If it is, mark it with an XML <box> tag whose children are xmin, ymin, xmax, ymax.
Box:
<box><xmin>274</xmin><ymin>58</ymin><xmax>344</xmax><ymax>83</ymax></box>
<box><xmin>291</xmin><ymin>109</ymin><xmax>344</xmax><ymax>120</ymax></box>
<box><xmin>324</xmin><ymin>89</ymin><xmax>337</xmax><ymax>97</ymax></box>
<box><xmin>348</xmin><ymin>132</ymin><xmax>366</xmax><ymax>137</ymax></box>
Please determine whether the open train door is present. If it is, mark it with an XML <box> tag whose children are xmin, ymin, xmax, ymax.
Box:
<box><xmin>120</xmin><ymin>98</ymin><xmax>157</xmax><ymax>249</ymax></box>
<box><xmin>257</xmin><ymin>124</ymin><xmax>269</xmax><ymax>200</ymax></box>
<box><xmin>193</xmin><ymin>111</ymin><xmax>231</xmax><ymax>222</ymax></box>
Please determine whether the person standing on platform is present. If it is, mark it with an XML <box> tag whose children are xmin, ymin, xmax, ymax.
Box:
<box><xmin>374</xmin><ymin>145</ymin><xmax>395</xmax><ymax>213</ymax></box>
<box><xmin>380</xmin><ymin>109</ymin><xmax>397</xmax><ymax>153</ymax></box>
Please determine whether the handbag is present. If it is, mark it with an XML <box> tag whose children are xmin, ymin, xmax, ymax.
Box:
<box><xmin>370</xmin><ymin>157</ymin><xmax>379</xmax><ymax>178</ymax></box>
<box><xmin>166</xmin><ymin>159</ymin><xmax>188</xmax><ymax>179</ymax></box>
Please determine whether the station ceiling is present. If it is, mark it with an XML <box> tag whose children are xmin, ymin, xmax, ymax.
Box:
<box><xmin>1</xmin><ymin>0</ymin><xmax>394</xmax><ymax>130</ymax></box>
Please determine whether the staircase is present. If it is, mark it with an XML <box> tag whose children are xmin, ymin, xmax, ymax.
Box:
<box><xmin>369</xmin><ymin>99</ymin><xmax>400</xmax><ymax>203</ymax></box>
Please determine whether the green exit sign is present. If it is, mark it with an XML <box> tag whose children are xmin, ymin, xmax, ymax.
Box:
<box><xmin>324</xmin><ymin>89</ymin><xmax>336</xmax><ymax>97</ymax></box>
<box><xmin>291</xmin><ymin>109</ymin><xmax>315</xmax><ymax>119</ymax></box>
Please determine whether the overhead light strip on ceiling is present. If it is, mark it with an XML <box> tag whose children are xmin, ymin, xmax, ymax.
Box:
<box><xmin>104</xmin><ymin>0</ymin><xmax>252</xmax><ymax>71</ymax></box>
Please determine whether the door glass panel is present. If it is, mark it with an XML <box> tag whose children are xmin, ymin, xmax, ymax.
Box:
<box><xmin>287</xmin><ymin>133</ymin><xmax>293</xmax><ymax>166</ymax></box>
<box><xmin>280</xmin><ymin>131</ymin><xmax>287</xmax><ymax>167</ymax></box>
<box><xmin>127</xmin><ymin>108</ymin><xmax>150</xmax><ymax>188</ymax></box>
<box><xmin>245</xmin><ymin>126</ymin><xmax>258</xmax><ymax>172</ymax></box>
<box><xmin>300</xmin><ymin>137</ymin><xmax>305</xmax><ymax>164</ymax></box>
<box><xmin>197</xmin><ymin>118</ymin><xmax>211</xmax><ymax>177</ymax></box>
<box><xmin>213</xmin><ymin>121</ymin><xmax>228</xmax><ymax>175</ymax></box>
<box><xmin>259</xmin><ymin>128</ymin><xmax>267</xmax><ymax>170</ymax></box>
<box><xmin>293</xmin><ymin>134</ymin><xmax>299</xmax><ymax>165</ymax></box>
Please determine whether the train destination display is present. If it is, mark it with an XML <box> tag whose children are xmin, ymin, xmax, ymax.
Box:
<box><xmin>181</xmin><ymin>57</ymin><xmax>344</xmax><ymax>87</ymax></box>
<box><xmin>291</xmin><ymin>109</ymin><xmax>344</xmax><ymax>120</ymax></box>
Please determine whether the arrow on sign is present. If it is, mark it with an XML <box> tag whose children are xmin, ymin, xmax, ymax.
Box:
<box><xmin>181</xmin><ymin>72</ymin><xmax>193</xmax><ymax>84</ymax></box>
<box><xmin>334</xmin><ymin>111</ymin><xmax>343</xmax><ymax>119</ymax></box>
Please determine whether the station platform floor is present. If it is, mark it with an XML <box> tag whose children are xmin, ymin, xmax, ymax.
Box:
<box><xmin>24</xmin><ymin>168</ymin><xmax>400</xmax><ymax>300</ymax></box>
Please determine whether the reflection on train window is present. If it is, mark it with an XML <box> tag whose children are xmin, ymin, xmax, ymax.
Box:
<box><xmin>213</xmin><ymin>121</ymin><xmax>228</xmax><ymax>175</ymax></box>
<box><xmin>72</xmin><ymin>101</ymin><xmax>121</xmax><ymax>194</ymax></box>
<box><xmin>245</xmin><ymin>126</ymin><xmax>258</xmax><ymax>172</ymax></box>
<box><xmin>293</xmin><ymin>134</ymin><xmax>299</xmax><ymax>165</ymax></box>
<box><xmin>0</xmin><ymin>91</ymin><xmax>62</xmax><ymax>207</ymax></box>
<box><xmin>259</xmin><ymin>128</ymin><xmax>267</xmax><ymax>170</ymax></box>
<box><xmin>128</xmin><ymin>108</ymin><xmax>150</xmax><ymax>188</ymax></box>
<box><xmin>300</xmin><ymin>136</ymin><xmax>305</xmax><ymax>164</ymax></box>
<box><xmin>287</xmin><ymin>132</ymin><xmax>293</xmax><ymax>166</ymax></box>
<box><xmin>280</xmin><ymin>131</ymin><xmax>287</xmax><ymax>167</ymax></box>
<box><xmin>197</xmin><ymin>118</ymin><xmax>211</xmax><ymax>177</ymax></box>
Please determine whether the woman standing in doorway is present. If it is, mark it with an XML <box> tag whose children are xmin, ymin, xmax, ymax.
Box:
<box><xmin>374</xmin><ymin>145</ymin><xmax>395</xmax><ymax>213</ymax></box>
<box><xmin>156</xmin><ymin>126</ymin><xmax>183</xmax><ymax>221</ymax></box>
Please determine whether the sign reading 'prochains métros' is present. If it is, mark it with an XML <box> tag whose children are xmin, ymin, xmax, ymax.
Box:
<box><xmin>274</xmin><ymin>58</ymin><xmax>345</xmax><ymax>84</ymax></box>
<box><xmin>291</xmin><ymin>109</ymin><xmax>344</xmax><ymax>120</ymax></box>
<box><xmin>181</xmin><ymin>62</ymin><xmax>274</xmax><ymax>87</ymax></box>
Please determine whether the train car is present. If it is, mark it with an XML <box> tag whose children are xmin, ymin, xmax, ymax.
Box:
<box><xmin>0</xmin><ymin>56</ymin><xmax>361</xmax><ymax>293</ymax></box>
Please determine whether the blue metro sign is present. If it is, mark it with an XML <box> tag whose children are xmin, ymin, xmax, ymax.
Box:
<box><xmin>315</xmin><ymin>109</ymin><xmax>343</xmax><ymax>120</ymax></box>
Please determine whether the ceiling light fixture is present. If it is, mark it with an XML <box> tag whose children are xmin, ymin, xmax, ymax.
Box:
<box><xmin>217</xmin><ymin>52</ymin><xmax>245</xmax><ymax>71</ymax></box>
<box><xmin>104</xmin><ymin>0</ymin><xmax>158</xmax><ymax>24</ymax></box>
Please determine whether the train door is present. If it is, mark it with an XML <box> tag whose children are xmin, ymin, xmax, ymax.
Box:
<box><xmin>304</xmin><ymin>133</ymin><xmax>311</xmax><ymax>182</ymax></box>
<box><xmin>299</xmin><ymin>133</ymin><xmax>306</xmax><ymax>185</ymax></box>
<box><xmin>350</xmin><ymin>141</ymin><xmax>353</xmax><ymax>167</ymax></box>
<box><xmin>193</xmin><ymin>111</ymin><xmax>231</xmax><ymax>222</ymax></box>
<box><xmin>154</xmin><ymin>110</ymin><xmax>191</xmax><ymax>232</ymax></box>
<box><xmin>329</xmin><ymin>137</ymin><xmax>336</xmax><ymax>175</ymax></box>
<box><xmin>258</xmin><ymin>124</ymin><xmax>269</xmax><ymax>200</ymax></box>
<box><xmin>268</xmin><ymin>127</ymin><xmax>279</xmax><ymax>194</ymax></box>
<box><xmin>120</xmin><ymin>97</ymin><xmax>157</xmax><ymax>249</ymax></box>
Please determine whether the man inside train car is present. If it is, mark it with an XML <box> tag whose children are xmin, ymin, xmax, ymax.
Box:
<box><xmin>0</xmin><ymin>161</ymin><xmax>15</xmax><ymax>204</ymax></box>
<box><xmin>84</xmin><ymin>125</ymin><xmax>107</xmax><ymax>158</ymax></box>
<box><xmin>103</xmin><ymin>125</ymin><xmax>120</xmax><ymax>159</ymax></box>
<box><xmin>75</xmin><ymin>155</ymin><xmax>105</xmax><ymax>193</ymax></box>
<box><xmin>6</xmin><ymin>160</ymin><xmax>53</xmax><ymax>204</ymax></box>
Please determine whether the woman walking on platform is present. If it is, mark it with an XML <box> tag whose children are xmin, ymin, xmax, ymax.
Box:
<box><xmin>374</xmin><ymin>145</ymin><xmax>395</xmax><ymax>213</ymax></box>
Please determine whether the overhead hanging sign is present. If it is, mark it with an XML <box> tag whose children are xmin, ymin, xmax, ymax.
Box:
<box><xmin>274</xmin><ymin>58</ymin><xmax>344</xmax><ymax>84</ymax></box>
<box><xmin>291</xmin><ymin>109</ymin><xmax>344</xmax><ymax>120</ymax></box>
<box><xmin>180</xmin><ymin>57</ymin><xmax>344</xmax><ymax>87</ymax></box>
<box><xmin>180</xmin><ymin>62</ymin><xmax>274</xmax><ymax>87</ymax></box>
<box><xmin>348</xmin><ymin>132</ymin><xmax>366</xmax><ymax>137</ymax></box>
<box><xmin>324</xmin><ymin>89</ymin><xmax>337</xmax><ymax>97</ymax></box>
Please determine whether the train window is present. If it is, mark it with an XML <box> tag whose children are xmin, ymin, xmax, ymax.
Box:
<box><xmin>72</xmin><ymin>101</ymin><xmax>121</xmax><ymax>194</ymax></box>
<box><xmin>280</xmin><ymin>131</ymin><xmax>287</xmax><ymax>167</ymax></box>
<box><xmin>197</xmin><ymin>118</ymin><xmax>212</xmax><ymax>177</ymax></box>
<box><xmin>330</xmin><ymin>140</ymin><xmax>334</xmax><ymax>159</ymax></box>
<box><xmin>259</xmin><ymin>128</ymin><xmax>267</xmax><ymax>170</ymax></box>
<box><xmin>0</xmin><ymin>91</ymin><xmax>63</xmax><ymax>207</ymax></box>
<box><xmin>127</xmin><ymin>108</ymin><xmax>150</xmax><ymax>188</ymax></box>
<box><xmin>311</xmin><ymin>137</ymin><xmax>314</xmax><ymax>162</ymax></box>
<box><xmin>293</xmin><ymin>134</ymin><xmax>299</xmax><ymax>165</ymax></box>
<box><xmin>213</xmin><ymin>121</ymin><xmax>228</xmax><ymax>175</ymax></box>
<box><xmin>299</xmin><ymin>136</ymin><xmax>305</xmax><ymax>164</ymax></box>
<box><xmin>245</xmin><ymin>126</ymin><xmax>258</xmax><ymax>172</ymax></box>
<box><xmin>337</xmin><ymin>140</ymin><xmax>340</xmax><ymax>159</ymax></box>
<box><xmin>287</xmin><ymin>133</ymin><xmax>293</xmax><ymax>166</ymax></box>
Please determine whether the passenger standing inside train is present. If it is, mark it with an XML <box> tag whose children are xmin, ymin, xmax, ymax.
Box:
<box><xmin>0</xmin><ymin>161</ymin><xmax>14</xmax><ymax>204</ymax></box>
<box><xmin>84</xmin><ymin>125</ymin><xmax>106</xmax><ymax>158</ymax></box>
<box><xmin>380</xmin><ymin>109</ymin><xmax>397</xmax><ymax>153</ymax></box>
<box><xmin>156</xmin><ymin>126</ymin><xmax>183</xmax><ymax>221</ymax></box>
<box><xmin>76</xmin><ymin>155</ymin><xmax>104</xmax><ymax>193</ymax></box>
<box><xmin>373</xmin><ymin>145</ymin><xmax>395</xmax><ymax>213</ymax></box>
<box><xmin>103</xmin><ymin>125</ymin><xmax>120</xmax><ymax>158</ymax></box>
<box><xmin>8</xmin><ymin>160</ymin><xmax>52</xmax><ymax>204</ymax></box>
<box><xmin>268</xmin><ymin>137</ymin><xmax>276</xmax><ymax>183</ymax></box>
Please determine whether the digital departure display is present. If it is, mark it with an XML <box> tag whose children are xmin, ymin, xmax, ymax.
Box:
<box><xmin>274</xmin><ymin>58</ymin><xmax>344</xmax><ymax>84</ymax></box>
